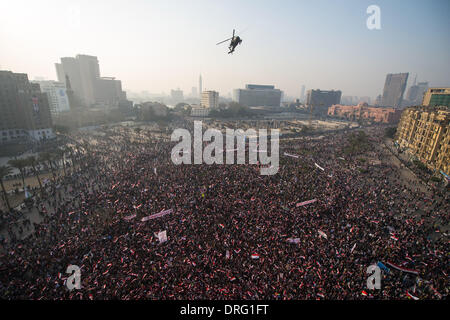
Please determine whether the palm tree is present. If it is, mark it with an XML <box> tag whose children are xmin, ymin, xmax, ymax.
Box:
<box><xmin>0</xmin><ymin>165</ymin><xmax>12</xmax><ymax>211</ymax></box>
<box><xmin>25</xmin><ymin>156</ymin><xmax>43</xmax><ymax>191</ymax></box>
<box><xmin>55</xmin><ymin>148</ymin><xmax>66</xmax><ymax>175</ymax></box>
<box><xmin>39</xmin><ymin>152</ymin><xmax>56</xmax><ymax>180</ymax></box>
<box><xmin>7</xmin><ymin>158</ymin><xmax>28</xmax><ymax>190</ymax></box>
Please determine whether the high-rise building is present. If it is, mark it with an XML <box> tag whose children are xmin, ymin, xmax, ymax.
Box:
<box><xmin>300</xmin><ymin>85</ymin><xmax>306</xmax><ymax>102</ymax></box>
<box><xmin>396</xmin><ymin>106</ymin><xmax>449</xmax><ymax>175</ymax></box>
<box><xmin>422</xmin><ymin>88</ymin><xmax>450</xmax><ymax>108</ymax></box>
<box><xmin>199</xmin><ymin>75</ymin><xmax>202</xmax><ymax>98</ymax></box>
<box><xmin>407</xmin><ymin>81</ymin><xmax>429</xmax><ymax>105</ymax></box>
<box><xmin>0</xmin><ymin>70</ymin><xmax>54</xmax><ymax>143</ymax></box>
<box><xmin>171</xmin><ymin>89</ymin><xmax>184</xmax><ymax>102</ymax></box>
<box><xmin>380</xmin><ymin>73</ymin><xmax>409</xmax><ymax>108</ymax></box>
<box><xmin>191</xmin><ymin>87</ymin><xmax>197</xmax><ymax>97</ymax></box>
<box><xmin>306</xmin><ymin>89</ymin><xmax>341</xmax><ymax>115</ymax></box>
<box><xmin>233</xmin><ymin>84</ymin><xmax>282</xmax><ymax>108</ymax></box>
<box><xmin>32</xmin><ymin>80</ymin><xmax>71</xmax><ymax>115</ymax></box>
<box><xmin>55</xmin><ymin>54</ymin><xmax>130</xmax><ymax>108</ymax></box>
<box><xmin>201</xmin><ymin>91</ymin><xmax>219</xmax><ymax>109</ymax></box>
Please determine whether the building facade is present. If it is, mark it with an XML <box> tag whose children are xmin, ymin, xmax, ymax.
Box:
<box><xmin>407</xmin><ymin>81</ymin><xmax>429</xmax><ymax>106</ymax></box>
<box><xmin>55</xmin><ymin>54</ymin><xmax>130</xmax><ymax>108</ymax></box>
<box><xmin>0</xmin><ymin>71</ymin><xmax>54</xmax><ymax>143</ymax></box>
<box><xmin>396</xmin><ymin>106</ymin><xmax>449</xmax><ymax>175</ymax></box>
<box><xmin>422</xmin><ymin>88</ymin><xmax>450</xmax><ymax>107</ymax></box>
<box><xmin>381</xmin><ymin>73</ymin><xmax>409</xmax><ymax>108</ymax></box>
<box><xmin>32</xmin><ymin>80</ymin><xmax>71</xmax><ymax>115</ymax></box>
<box><xmin>201</xmin><ymin>91</ymin><xmax>219</xmax><ymax>109</ymax></box>
<box><xmin>306</xmin><ymin>89</ymin><xmax>341</xmax><ymax>115</ymax></box>
<box><xmin>328</xmin><ymin>102</ymin><xmax>402</xmax><ymax>123</ymax></box>
<box><xmin>171</xmin><ymin>89</ymin><xmax>184</xmax><ymax>102</ymax></box>
<box><xmin>191</xmin><ymin>106</ymin><xmax>210</xmax><ymax>117</ymax></box>
<box><xmin>233</xmin><ymin>84</ymin><xmax>282</xmax><ymax>108</ymax></box>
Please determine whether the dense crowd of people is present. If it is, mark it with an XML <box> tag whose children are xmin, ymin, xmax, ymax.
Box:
<box><xmin>0</xmin><ymin>123</ymin><xmax>448</xmax><ymax>299</ymax></box>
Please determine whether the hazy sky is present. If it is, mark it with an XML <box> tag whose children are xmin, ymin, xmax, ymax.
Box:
<box><xmin>1</xmin><ymin>0</ymin><xmax>449</xmax><ymax>99</ymax></box>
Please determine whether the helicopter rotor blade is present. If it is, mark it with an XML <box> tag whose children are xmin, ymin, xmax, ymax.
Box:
<box><xmin>216</xmin><ymin>37</ymin><xmax>232</xmax><ymax>45</ymax></box>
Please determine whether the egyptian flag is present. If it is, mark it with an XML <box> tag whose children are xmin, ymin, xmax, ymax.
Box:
<box><xmin>251</xmin><ymin>253</ymin><xmax>260</xmax><ymax>260</ymax></box>
<box><xmin>406</xmin><ymin>291</ymin><xmax>419</xmax><ymax>300</ymax></box>
<box><xmin>386</xmin><ymin>261</ymin><xmax>419</xmax><ymax>275</ymax></box>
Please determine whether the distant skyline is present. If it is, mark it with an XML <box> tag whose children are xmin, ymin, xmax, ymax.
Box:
<box><xmin>1</xmin><ymin>0</ymin><xmax>449</xmax><ymax>100</ymax></box>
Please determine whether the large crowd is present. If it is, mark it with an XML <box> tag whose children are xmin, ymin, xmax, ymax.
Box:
<box><xmin>0</xmin><ymin>124</ymin><xmax>448</xmax><ymax>299</ymax></box>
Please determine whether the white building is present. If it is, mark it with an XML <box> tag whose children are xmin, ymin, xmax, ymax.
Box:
<box><xmin>33</xmin><ymin>80</ymin><xmax>70</xmax><ymax>115</ymax></box>
<box><xmin>201</xmin><ymin>91</ymin><xmax>219</xmax><ymax>109</ymax></box>
<box><xmin>191</xmin><ymin>105</ymin><xmax>210</xmax><ymax>117</ymax></box>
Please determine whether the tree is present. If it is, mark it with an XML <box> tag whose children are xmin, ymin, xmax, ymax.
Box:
<box><xmin>25</xmin><ymin>156</ymin><xmax>43</xmax><ymax>192</ymax></box>
<box><xmin>0</xmin><ymin>165</ymin><xmax>12</xmax><ymax>211</ymax></box>
<box><xmin>7</xmin><ymin>158</ymin><xmax>28</xmax><ymax>189</ymax></box>
<box><xmin>39</xmin><ymin>152</ymin><xmax>56</xmax><ymax>180</ymax></box>
<box><xmin>54</xmin><ymin>148</ymin><xmax>66</xmax><ymax>175</ymax></box>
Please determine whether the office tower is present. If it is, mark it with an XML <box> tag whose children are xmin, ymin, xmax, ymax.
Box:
<box><xmin>381</xmin><ymin>73</ymin><xmax>409</xmax><ymax>108</ymax></box>
<box><xmin>306</xmin><ymin>89</ymin><xmax>341</xmax><ymax>115</ymax></box>
<box><xmin>199</xmin><ymin>75</ymin><xmax>202</xmax><ymax>98</ymax></box>
<box><xmin>95</xmin><ymin>77</ymin><xmax>126</xmax><ymax>108</ymax></box>
<box><xmin>407</xmin><ymin>81</ymin><xmax>429</xmax><ymax>105</ymax></box>
<box><xmin>191</xmin><ymin>87</ymin><xmax>197</xmax><ymax>97</ymax></box>
<box><xmin>55</xmin><ymin>54</ymin><xmax>130</xmax><ymax>108</ymax></box>
<box><xmin>300</xmin><ymin>85</ymin><xmax>306</xmax><ymax>102</ymax></box>
<box><xmin>0</xmin><ymin>70</ymin><xmax>54</xmax><ymax>143</ymax></box>
<box><xmin>32</xmin><ymin>80</ymin><xmax>71</xmax><ymax>115</ymax></box>
<box><xmin>201</xmin><ymin>91</ymin><xmax>219</xmax><ymax>109</ymax></box>
<box><xmin>171</xmin><ymin>89</ymin><xmax>184</xmax><ymax>102</ymax></box>
<box><xmin>233</xmin><ymin>84</ymin><xmax>282</xmax><ymax>108</ymax></box>
<box><xmin>422</xmin><ymin>88</ymin><xmax>450</xmax><ymax>108</ymax></box>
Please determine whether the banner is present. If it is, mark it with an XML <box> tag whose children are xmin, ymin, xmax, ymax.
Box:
<box><xmin>283</xmin><ymin>152</ymin><xmax>299</xmax><ymax>158</ymax></box>
<box><xmin>318</xmin><ymin>230</ymin><xmax>328</xmax><ymax>239</ymax></box>
<box><xmin>315</xmin><ymin>163</ymin><xmax>325</xmax><ymax>171</ymax></box>
<box><xmin>287</xmin><ymin>238</ymin><xmax>301</xmax><ymax>244</ymax></box>
<box><xmin>157</xmin><ymin>230</ymin><xmax>167</xmax><ymax>243</ymax></box>
<box><xmin>386</xmin><ymin>261</ymin><xmax>419</xmax><ymax>275</ymax></box>
<box><xmin>296</xmin><ymin>199</ymin><xmax>317</xmax><ymax>207</ymax></box>
<box><xmin>141</xmin><ymin>208</ymin><xmax>173</xmax><ymax>222</ymax></box>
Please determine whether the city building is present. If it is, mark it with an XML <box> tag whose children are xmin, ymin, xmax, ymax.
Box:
<box><xmin>407</xmin><ymin>81</ymin><xmax>429</xmax><ymax>106</ymax></box>
<box><xmin>380</xmin><ymin>73</ymin><xmax>409</xmax><ymax>108</ymax></box>
<box><xmin>95</xmin><ymin>77</ymin><xmax>127</xmax><ymax>108</ymax></box>
<box><xmin>396</xmin><ymin>106</ymin><xmax>449</xmax><ymax>176</ymax></box>
<box><xmin>32</xmin><ymin>80</ymin><xmax>71</xmax><ymax>115</ymax></box>
<box><xmin>191</xmin><ymin>87</ymin><xmax>197</xmax><ymax>97</ymax></box>
<box><xmin>201</xmin><ymin>91</ymin><xmax>219</xmax><ymax>109</ymax></box>
<box><xmin>0</xmin><ymin>70</ymin><xmax>54</xmax><ymax>143</ymax></box>
<box><xmin>55</xmin><ymin>54</ymin><xmax>131</xmax><ymax>108</ymax></box>
<box><xmin>171</xmin><ymin>89</ymin><xmax>184</xmax><ymax>102</ymax></box>
<box><xmin>328</xmin><ymin>102</ymin><xmax>402</xmax><ymax>123</ymax></box>
<box><xmin>191</xmin><ymin>105</ymin><xmax>210</xmax><ymax>117</ymax></box>
<box><xmin>199</xmin><ymin>75</ymin><xmax>202</xmax><ymax>99</ymax></box>
<box><xmin>306</xmin><ymin>89</ymin><xmax>341</xmax><ymax>115</ymax></box>
<box><xmin>422</xmin><ymin>88</ymin><xmax>450</xmax><ymax>108</ymax></box>
<box><xmin>233</xmin><ymin>84</ymin><xmax>282</xmax><ymax>108</ymax></box>
<box><xmin>300</xmin><ymin>85</ymin><xmax>306</xmax><ymax>102</ymax></box>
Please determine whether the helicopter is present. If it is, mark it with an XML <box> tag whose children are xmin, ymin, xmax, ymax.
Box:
<box><xmin>216</xmin><ymin>29</ymin><xmax>242</xmax><ymax>54</ymax></box>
